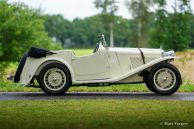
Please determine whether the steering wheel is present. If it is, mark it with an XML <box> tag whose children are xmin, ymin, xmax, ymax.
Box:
<box><xmin>93</xmin><ymin>43</ymin><xmax>100</xmax><ymax>53</ymax></box>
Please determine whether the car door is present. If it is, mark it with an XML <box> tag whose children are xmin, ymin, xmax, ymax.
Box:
<box><xmin>72</xmin><ymin>51</ymin><xmax>110</xmax><ymax>80</ymax></box>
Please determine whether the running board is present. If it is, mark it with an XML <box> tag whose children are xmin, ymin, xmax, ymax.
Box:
<box><xmin>87</xmin><ymin>83</ymin><xmax>110</xmax><ymax>87</ymax></box>
<box><xmin>71</xmin><ymin>81</ymin><xmax>144</xmax><ymax>87</ymax></box>
<box><xmin>72</xmin><ymin>83</ymin><xmax>111</xmax><ymax>87</ymax></box>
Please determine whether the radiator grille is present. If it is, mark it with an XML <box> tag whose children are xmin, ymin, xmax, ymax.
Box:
<box><xmin>130</xmin><ymin>57</ymin><xmax>157</xmax><ymax>69</ymax></box>
<box><xmin>130</xmin><ymin>57</ymin><xmax>143</xmax><ymax>69</ymax></box>
<box><xmin>145</xmin><ymin>57</ymin><xmax>157</xmax><ymax>63</ymax></box>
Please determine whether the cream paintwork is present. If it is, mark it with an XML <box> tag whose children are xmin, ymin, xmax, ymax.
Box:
<box><xmin>19</xmin><ymin>43</ymin><xmax>176</xmax><ymax>85</ymax></box>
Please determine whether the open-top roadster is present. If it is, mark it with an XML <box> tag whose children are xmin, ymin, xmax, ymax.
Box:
<box><xmin>13</xmin><ymin>34</ymin><xmax>182</xmax><ymax>95</ymax></box>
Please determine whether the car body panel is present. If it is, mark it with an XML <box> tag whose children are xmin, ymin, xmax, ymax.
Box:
<box><xmin>17</xmin><ymin>43</ymin><xmax>177</xmax><ymax>86</ymax></box>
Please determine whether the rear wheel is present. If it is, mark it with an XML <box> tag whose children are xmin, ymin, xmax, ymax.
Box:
<box><xmin>37</xmin><ymin>63</ymin><xmax>71</xmax><ymax>95</ymax></box>
<box><xmin>146</xmin><ymin>63</ymin><xmax>181</xmax><ymax>95</ymax></box>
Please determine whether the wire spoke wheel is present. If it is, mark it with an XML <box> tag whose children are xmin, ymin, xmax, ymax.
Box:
<box><xmin>43</xmin><ymin>68</ymin><xmax>66</xmax><ymax>91</ymax></box>
<box><xmin>37</xmin><ymin>63</ymin><xmax>71</xmax><ymax>95</ymax></box>
<box><xmin>147</xmin><ymin>63</ymin><xmax>181</xmax><ymax>95</ymax></box>
<box><xmin>153</xmin><ymin>68</ymin><xmax>176</xmax><ymax>91</ymax></box>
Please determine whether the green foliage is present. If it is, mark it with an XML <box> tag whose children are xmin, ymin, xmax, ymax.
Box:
<box><xmin>44</xmin><ymin>14</ymin><xmax>135</xmax><ymax>48</ymax></box>
<box><xmin>44</xmin><ymin>14</ymin><xmax>72</xmax><ymax>47</ymax></box>
<box><xmin>125</xmin><ymin>0</ymin><xmax>154</xmax><ymax>19</ymax></box>
<box><xmin>0</xmin><ymin>0</ymin><xmax>193</xmax><ymax>63</ymax></box>
<box><xmin>94</xmin><ymin>0</ymin><xmax>118</xmax><ymax>14</ymax></box>
<box><xmin>125</xmin><ymin>0</ymin><xmax>155</xmax><ymax>47</ymax></box>
<box><xmin>150</xmin><ymin>0</ymin><xmax>192</xmax><ymax>51</ymax></box>
<box><xmin>0</xmin><ymin>61</ymin><xmax>18</xmax><ymax>82</ymax></box>
<box><xmin>94</xmin><ymin>0</ymin><xmax>119</xmax><ymax>47</ymax></box>
<box><xmin>0</xmin><ymin>0</ymin><xmax>62</xmax><ymax>61</ymax></box>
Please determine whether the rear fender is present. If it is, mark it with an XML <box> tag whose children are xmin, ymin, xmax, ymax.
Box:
<box><xmin>20</xmin><ymin>57</ymin><xmax>74</xmax><ymax>85</ymax></box>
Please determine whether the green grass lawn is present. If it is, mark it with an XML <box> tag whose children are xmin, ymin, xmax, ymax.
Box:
<box><xmin>68</xmin><ymin>48</ymin><xmax>93</xmax><ymax>56</ymax></box>
<box><xmin>0</xmin><ymin>100</ymin><xmax>193</xmax><ymax>129</ymax></box>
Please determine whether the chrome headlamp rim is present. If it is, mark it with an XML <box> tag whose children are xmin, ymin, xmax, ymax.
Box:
<box><xmin>163</xmin><ymin>50</ymin><xmax>175</xmax><ymax>57</ymax></box>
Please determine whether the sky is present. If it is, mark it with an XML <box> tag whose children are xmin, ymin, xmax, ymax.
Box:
<box><xmin>8</xmin><ymin>0</ymin><xmax>129</xmax><ymax>20</ymax></box>
<box><xmin>8</xmin><ymin>0</ymin><xmax>194</xmax><ymax>20</ymax></box>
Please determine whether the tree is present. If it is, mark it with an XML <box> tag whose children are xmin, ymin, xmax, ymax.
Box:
<box><xmin>44</xmin><ymin>14</ymin><xmax>72</xmax><ymax>47</ymax></box>
<box><xmin>94</xmin><ymin>0</ymin><xmax>118</xmax><ymax>14</ymax></box>
<box><xmin>125</xmin><ymin>0</ymin><xmax>155</xmax><ymax>47</ymax></box>
<box><xmin>0</xmin><ymin>0</ymin><xmax>62</xmax><ymax>61</ymax></box>
<box><xmin>150</xmin><ymin>0</ymin><xmax>192</xmax><ymax>51</ymax></box>
<box><xmin>43</xmin><ymin>13</ymin><xmax>134</xmax><ymax>48</ymax></box>
<box><xmin>94</xmin><ymin>0</ymin><xmax>118</xmax><ymax>47</ymax></box>
<box><xmin>190</xmin><ymin>15</ymin><xmax>194</xmax><ymax>48</ymax></box>
<box><xmin>70</xmin><ymin>16</ymin><xmax>103</xmax><ymax>48</ymax></box>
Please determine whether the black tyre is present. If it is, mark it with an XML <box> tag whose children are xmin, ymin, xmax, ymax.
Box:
<box><xmin>147</xmin><ymin>63</ymin><xmax>182</xmax><ymax>95</ymax></box>
<box><xmin>145</xmin><ymin>81</ymin><xmax>155</xmax><ymax>92</ymax></box>
<box><xmin>141</xmin><ymin>70</ymin><xmax>155</xmax><ymax>92</ymax></box>
<box><xmin>142</xmin><ymin>70</ymin><xmax>155</xmax><ymax>92</ymax></box>
<box><xmin>37</xmin><ymin>63</ymin><xmax>71</xmax><ymax>95</ymax></box>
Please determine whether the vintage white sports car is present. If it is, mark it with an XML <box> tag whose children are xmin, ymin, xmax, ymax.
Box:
<box><xmin>13</xmin><ymin>35</ymin><xmax>182</xmax><ymax>95</ymax></box>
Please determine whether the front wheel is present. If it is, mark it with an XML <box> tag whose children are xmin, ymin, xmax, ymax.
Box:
<box><xmin>147</xmin><ymin>63</ymin><xmax>182</xmax><ymax>95</ymax></box>
<box><xmin>37</xmin><ymin>63</ymin><xmax>71</xmax><ymax>95</ymax></box>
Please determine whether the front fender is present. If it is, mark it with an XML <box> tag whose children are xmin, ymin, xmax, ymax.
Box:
<box><xmin>110</xmin><ymin>56</ymin><xmax>177</xmax><ymax>82</ymax></box>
